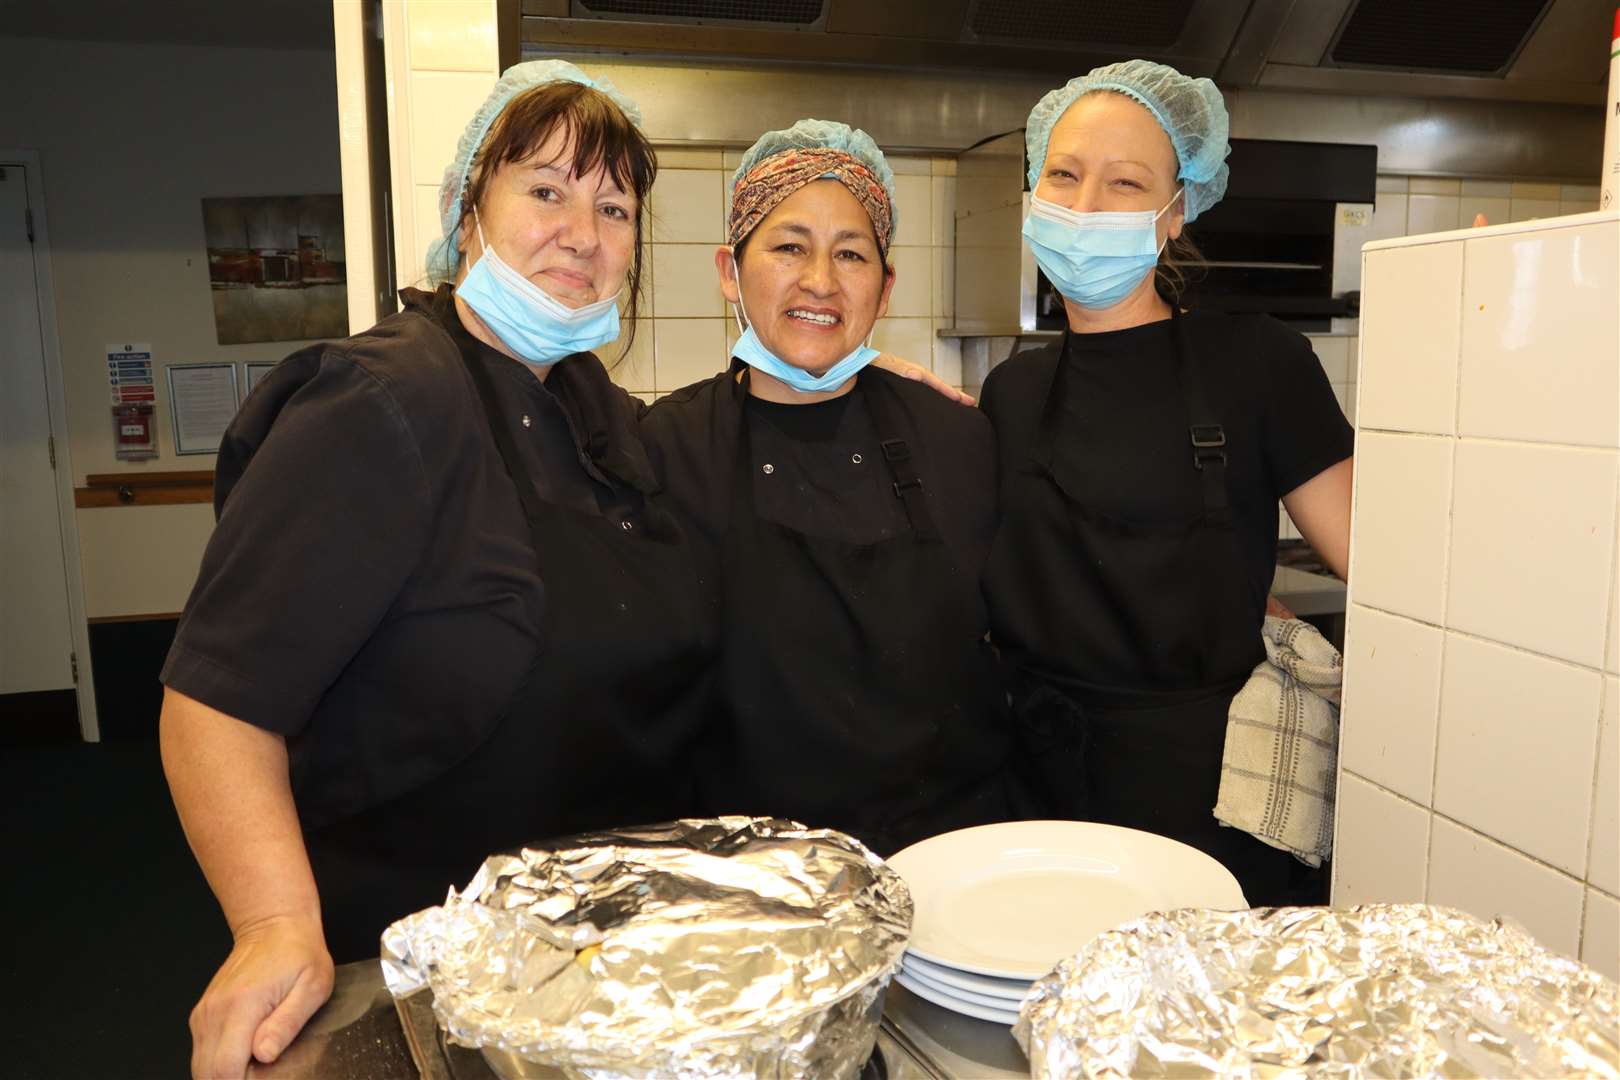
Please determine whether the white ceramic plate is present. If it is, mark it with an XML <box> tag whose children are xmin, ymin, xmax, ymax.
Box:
<box><xmin>901</xmin><ymin>957</ymin><xmax>1030</xmax><ymax>1014</ymax></box>
<box><xmin>902</xmin><ymin>952</ymin><xmax>1030</xmax><ymax>1002</ymax></box>
<box><xmin>889</xmin><ymin>820</ymin><xmax>1247</xmax><ymax>980</ymax></box>
<box><xmin>894</xmin><ymin>969</ymin><xmax>1021</xmax><ymax>1026</ymax></box>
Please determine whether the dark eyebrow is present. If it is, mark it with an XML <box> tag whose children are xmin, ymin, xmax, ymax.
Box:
<box><xmin>767</xmin><ymin>222</ymin><xmax>876</xmax><ymax>245</ymax></box>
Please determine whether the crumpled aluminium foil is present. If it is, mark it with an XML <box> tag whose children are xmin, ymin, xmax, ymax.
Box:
<box><xmin>381</xmin><ymin>817</ymin><xmax>913</xmax><ymax>1079</ymax></box>
<box><xmin>1016</xmin><ymin>904</ymin><xmax>1619</xmax><ymax>1079</ymax></box>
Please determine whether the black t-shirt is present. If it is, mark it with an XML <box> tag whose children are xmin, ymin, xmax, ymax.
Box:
<box><xmin>980</xmin><ymin>310</ymin><xmax>1353</xmax><ymax>688</ymax></box>
<box><xmin>641</xmin><ymin>366</ymin><xmax>997</xmax><ymax>570</ymax></box>
<box><xmin>160</xmin><ymin>285</ymin><xmax>656</xmax><ymax>829</ymax></box>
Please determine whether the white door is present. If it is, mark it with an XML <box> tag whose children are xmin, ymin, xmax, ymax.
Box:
<box><xmin>0</xmin><ymin>162</ymin><xmax>75</xmax><ymax>696</ymax></box>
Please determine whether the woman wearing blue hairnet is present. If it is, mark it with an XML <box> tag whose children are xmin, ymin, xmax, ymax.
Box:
<box><xmin>981</xmin><ymin>62</ymin><xmax>1354</xmax><ymax>906</ymax></box>
<box><xmin>641</xmin><ymin>120</ymin><xmax>1036</xmax><ymax>856</ymax></box>
<box><xmin>158</xmin><ymin>62</ymin><xmax>718</xmax><ymax>1076</ymax></box>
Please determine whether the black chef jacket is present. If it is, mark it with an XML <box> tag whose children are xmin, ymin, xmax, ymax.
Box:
<box><xmin>980</xmin><ymin>309</ymin><xmax>1354</xmax><ymax>691</ymax></box>
<box><xmin>161</xmin><ymin>285</ymin><xmax>671</xmax><ymax>832</ymax></box>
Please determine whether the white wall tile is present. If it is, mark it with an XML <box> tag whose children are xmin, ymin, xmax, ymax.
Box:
<box><xmin>1308</xmin><ymin>336</ymin><xmax>1350</xmax><ymax>382</ymax></box>
<box><xmin>892</xmin><ymin>175</ymin><xmax>932</xmax><ymax>248</ymax></box>
<box><xmin>887</xmin><ymin>155</ymin><xmax>932</xmax><ymax>176</ymax></box>
<box><xmin>1560</xmin><ymin>200</ymin><xmax>1600</xmax><ymax>216</ymax></box>
<box><xmin>884</xmin><ymin>247</ymin><xmax>931</xmax><ymax>318</ymax></box>
<box><xmin>653</xmin><ymin>317</ymin><xmax>725</xmax><ymax>392</ymax></box>
<box><xmin>1342</xmin><ymin>383</ymin><xmax>1358</xmax><ymax>427</ymax></box>
<box><xmin>871</xmin><ymin>318</ymin><xmax>934</xmax><ymax>370</ymax></box>
<box><xmin>1592</xmin><ymin>677</ymin><xmax>1619</xmax><ymax>894</ymax></box>
<box><xmin>1584</xmin><ymin>888</ymin><xmax>1619</xmax><ymax>980</ymax></box>
<box><xmin>1333</xmin><ymin>192</ymin><xmax>1409</xmax><ymax>294</ymax></box>
<box><xmin>930</xmin><ymin>175</ymin><xmax>956</xmax><ymax>247</ymax></box>
<box><xmin>1410</xmin><ymin>178</ymin><xmax>1461</xmax><ymax>196</ymax></box>
<box><xmin>1407</xmin><ymin>194</ymin><xmax>1460</xmax><ymax>236</ymax></box>
<box><xmin>1562</xmin><ymin>184</ymin><xmax>1602</xmax><ymax>202</ymax></box>
<box><xmin>1333</xmin><ymin>774</ymin><xmax>1430</xmax><ymax>905</ymax></box>
<box><xmin>1375</xmin><ymin>175</ymin><xmax>1410</xmax><ymax>193</ymax></box>
<box><xmin>1428</xmin><ymin>817</ymin><xmax>1585</xmax><ymax>958</ymax></box>
<box><xmin>931</xmin><ymin>322</ymin><xmax>962</xmax><ymax>385</ymax></box>
<box><xmin>655</xmin><ymin>147</ymin><xmax>724</xmax><ymax>169</ymax></box>
<box><xmin>1447</xmin><ymin>441</ymin><xmax>1618</xmax><ymax>668</ymax></box>
<box><xmin>1341</xmin><ymin>605</ymin><xmax>1444</xmax><ymax>802</ymax></box>
<box><xmin>1461</xmin><ymin>180</ymin><xmax>1513</xmax><ymax>198</ymax></box>
<box><xmin>1609</xmin><ymin>566</ymin><xmax>1619</xmax><ymax>675</ymax></box>
<box><xmin>650</xmin><ymin>169</ymin><xmax>723</xmax><ymax>244</ymax></box>
<box><xmin>1359</xmin><ymin>243</ymin><xmax>1461</xmax><ymax>435</ymax></box>
<box><xmin>931</xmin><ymin>246</ymin><xmax>954</xmax><ymax>320</ymax></box>
<box><xmin>405</xmin><ymin>0</ymin><xmax>497</xmax><ymax>72</ymax></box>
<box><xmin>1458</xmin><ymin>195</ymin><xmax>1511</xmax><ymax>230</ymax></box>
<box><xmin>1349</xmin><ymin>432</ymin><xmax>1453</xmax><ymax>625</ymax></box>
<box><xmin>1509</xmin><ymin>198</ymin><xmax>1562</xmax><ymax>223</ymax></box>
<box><xmin>1345</xmin><ymin>336</ymin><xmax>1360</xmax><ymax>382</ymax></box>
<box><xmin>1511</xmin><ymin>182</ymin><xmax>1563</xmax><ymax>200</ymax></box>
<box><xmin>603</xmin><ymin>320</ymin><xmax>654</xmax><ymax>393</ymax></box>
<box><xmin>931</xmin><ymin>156</ymin><xmax>958</xmax><ymax>177</ymax></box>
<box><xmin>407</xmin><ymin>70</ymin><xmax>499</xmax><ymax>186</ymax></box>
<box><xmin>1433</xmin><ymin>633</ymin><xmax>1600</xmax><ymax>874</ymax></box>
<box><xmin>413</xmin><ymin>183</ymin><xmax>444</xmax><ymax>283</ymax></box>
<box><xmin>651</xmin><ymin>244</ymin><xmax>726</xmax><ymax>317</ymax></box>
<box><xmin>1458</xmin><ymin>222</ymin><xmax>1620</xmax><ymax>448</ymax></box>
<box><xmin>722</xmin><ymin>148</ymin><xmax>746</xmax><ymax>172</ymax></box>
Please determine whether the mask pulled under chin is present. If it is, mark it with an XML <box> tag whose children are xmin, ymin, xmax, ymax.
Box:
<box><xmin>725</xmin><ymin>247</ymin><xmax>879</xmax><ymax>394</ymax></box>
<box><xmin>455</xmin><ymin>211</ymin><xmax>623</xmax><ymax>366</ymax></box>
<box><xmin>1021</xmin><ymin>188</ymin><xmax>1182</xmax><ymax>310</ymax></box>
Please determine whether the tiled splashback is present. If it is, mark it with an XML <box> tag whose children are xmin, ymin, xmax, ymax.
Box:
<box><xmin>605</xmin><ymin>147</ymin><xmax>960</xmax><ymax>402</ymax></box>
<box><xmin>1333</xmin><ymin>211</ymin><xmax>1619</xmax><ymax>979</ymax></box>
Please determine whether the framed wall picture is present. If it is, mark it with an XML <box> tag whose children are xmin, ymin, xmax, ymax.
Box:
<box><xmin>166</xmin><ymin>363</ymin><xmax>240</xmax><ymax>456</ymax></box>
<box><xmin>243</xmin><ymin>360</ymin><xmax>277</xmax><ymax>397</ymax></box>
<box><xmin>202</xmin><ymin>194</ymin><xmax>348</xmax><ymax>344</ymax></box>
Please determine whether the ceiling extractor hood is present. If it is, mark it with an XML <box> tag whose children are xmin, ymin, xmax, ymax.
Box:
<box><xmin>520</xmin><ymin>0</ymin><xmax>1615</xmax><ymax>105</ymax></box>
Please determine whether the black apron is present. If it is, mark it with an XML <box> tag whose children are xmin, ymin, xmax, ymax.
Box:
<box><xmin>703</xmin><ymin>369</ymin><xmax>1024</xmax><ymax>857</ymax></box>
<box><xmin>305</xmin><ymin>341</ymin><xmax>713</xmax><ymax>962</ymax></box>
<box><xmin>989</xmin><ymin>311</ymin><xmax>1319</xmax><ymax>906</ymax></box>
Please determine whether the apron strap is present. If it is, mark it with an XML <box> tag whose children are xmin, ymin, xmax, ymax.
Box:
<box><xmin>862</xmin><ymin>376</ymin><xmax>942</xmax><ymax>543</ymax></box>
<box><xmin>454</xmin><ymin>327</ymin><xmax>549</xmax><ymax>529</ymax></box>
<box><xmin>1170</xmin><ymin>309</ymin><xmax>1231</xmax><ymax>523</ymax></box>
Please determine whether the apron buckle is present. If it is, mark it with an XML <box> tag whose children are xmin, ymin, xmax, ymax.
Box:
<box><xmin>1190</xmin><ymin>425</ymin><xmax>1227</xmax><ymax>470</ymax></box>
<box><xmin>880</xmin><ymin>438</ymin><xmax>912</xmax><ymax>464</ymax></box>
<box><xmin>893</xmin><ymin>477</ymin><xmax>924</xmax><ymax>497</ymax></box>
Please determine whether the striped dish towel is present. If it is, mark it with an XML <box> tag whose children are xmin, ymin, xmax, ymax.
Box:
<box><xmin>1214</xmin><ymin>616</ymin><xmax>1342</xmax><ymax>867</ymax></box>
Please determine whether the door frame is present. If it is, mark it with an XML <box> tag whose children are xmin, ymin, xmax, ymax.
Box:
<box><xmin>4</xmin><ymin>148</ymin><xmax>99</xmax><ymax>741</ymax></box>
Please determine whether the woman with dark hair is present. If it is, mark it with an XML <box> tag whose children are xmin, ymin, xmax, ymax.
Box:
<box><xmin>641</xmin><ymin>121</ymin><xmax>1034</xmax><ymax>858</ymax></box>
<box><xmin>982</xmin><ymin>62</ymin><xmax>1354</xmax><ymax>908</ymax></box>
<box><xmin>158</xmin><ymin>61</ymin><xmax>712</xmax><ymax>1077</ymax></box>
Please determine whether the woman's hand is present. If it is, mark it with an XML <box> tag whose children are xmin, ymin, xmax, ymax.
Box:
<box><xmin>871</xmin><ymin>353</ymin><xmax>976</xmax><ymax>405</ymax></box>
<box><xmin>189</xmin><ymin>915</ymin><xmax>334</xmax><ymax>1078</ymax></box>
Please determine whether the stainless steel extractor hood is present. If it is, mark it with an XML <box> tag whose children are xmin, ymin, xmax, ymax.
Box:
<box><xmin>521</xmin><ymin>0</ymin><xmax>1616</xmax><ymax>106</ymax></box>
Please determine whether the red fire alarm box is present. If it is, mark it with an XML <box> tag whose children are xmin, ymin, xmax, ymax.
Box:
<box><xmin>112</xmin><ymin>402</ymin><xmax>157</xmax><ymax>460</ymax></box>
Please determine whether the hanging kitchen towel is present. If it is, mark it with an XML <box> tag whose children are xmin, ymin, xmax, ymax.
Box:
<box><xmin>1214</xmin><ymin>616</ymin><xmax>1342</xmax><ymax>867</ymax></box>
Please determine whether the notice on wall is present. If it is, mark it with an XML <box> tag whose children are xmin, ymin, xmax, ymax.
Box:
<box><xmin>106</xmin><ymin>343</ymin><xmax>155</xmax><ymax>405</ymax></box>
<box><xmin>166</xmin><ymin>363</ymin><xmax>239</xmax><ymax>456</ymax></box>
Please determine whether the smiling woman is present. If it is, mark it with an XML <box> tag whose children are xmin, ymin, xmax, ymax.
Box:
<box><xmin>157</xmin><ymin>60</ymin><xmax>716</xmax><ymax>1079</ymax></box>
<box><xmin>639</xmin><ymin>119</ymin><xmax>1038</xmax><ymax>858</ymax></box>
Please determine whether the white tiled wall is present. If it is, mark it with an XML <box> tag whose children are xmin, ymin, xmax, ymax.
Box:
<box><xmin>1333</xmin><ymin>211</ymin><xmax>1620</xmax><ymax>980</ymax></box>
<box><xmin>605</xmin><ymin>149</ymin><xmax>961</xmax><ymax>398</ymax></box>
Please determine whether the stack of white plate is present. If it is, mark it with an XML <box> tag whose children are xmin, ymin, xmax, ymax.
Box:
<box><xmin>886</xmin><ymin>820</ymin><xmax>1247</xmax><ymax>1026</ymax></box>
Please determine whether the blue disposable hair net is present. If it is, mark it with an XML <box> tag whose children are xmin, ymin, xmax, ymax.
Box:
<box><xmin>425</xmin><ymin>59</ymin><xmax>644</xmax><ymax>283</ymax></box>
<box><xmin>729</xmin><ymin>119</ymin><xmax>899</xmax><ymax>242</ymax></box>
<box><xmin>1025</xmin><ymin>60</ymin><xmax>1230</xmax><ymax>222</ymax></box>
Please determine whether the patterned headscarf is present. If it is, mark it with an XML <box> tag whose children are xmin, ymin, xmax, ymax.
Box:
<box><xmin>727</xmin><ymin>124</ymin><xmax>897</xmax><ymax>255</ymax></box>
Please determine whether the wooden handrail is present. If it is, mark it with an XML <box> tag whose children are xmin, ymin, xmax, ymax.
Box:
<box><xmin>75</xmin><ymin>470</ymin><xmax>215</xmax><ymax>508</ymax></box>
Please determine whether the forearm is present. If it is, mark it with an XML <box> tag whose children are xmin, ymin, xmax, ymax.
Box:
<box><xmin>159</xmin><ymin>688</ymin><xmax>321</xmax><ymax>936</ymax></box>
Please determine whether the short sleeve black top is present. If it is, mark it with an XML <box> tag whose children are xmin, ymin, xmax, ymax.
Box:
<box><xmin>979</xmin><ymin>310</ymin><xmax>1352</xmax><ymax>689</ymax></box>
<box><xmin>640</xmin><ymin>366</ymin><xmax>998</xmax><ymax>568</ymax></box>
<box><xmin>160</xmin><ymin>285</ymin><xmax>657</xmax><ymax>829</ymax></box>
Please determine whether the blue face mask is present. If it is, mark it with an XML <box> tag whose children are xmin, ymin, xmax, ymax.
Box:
<box><xmin>726</xmin><ymin>247</ymin><xmax>879</xmax><ymax>394</ymax></box>
<box><xmin>455</xmin><ymin>209</ymin><xmax>622</xmax><ymax>366</ymax></box>
<box><xmin>1021</xmin><ymin>189</ymin><xmax>1182</xmax><ymax>310</ymax></box>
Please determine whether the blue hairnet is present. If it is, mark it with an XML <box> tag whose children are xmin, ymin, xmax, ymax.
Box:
<box><xmin>729</xmin><ymin>119</ymin><xmax>898</xmax><ymax>242</ymax></box>
<box><xmin>1025</xmin><ymin>60</ymin><xmax>1230</xmax><ymax>222</ymax></box>
<box><xmin>425</xmin><ymin>59</ymin><xmax>644</xmax><ymax>283</ymax></box>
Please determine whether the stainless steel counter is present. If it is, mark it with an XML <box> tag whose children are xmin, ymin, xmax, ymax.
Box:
<box><xmin>250</xmin><ymin>960</ymin><xmax>1031</xmax><ymax>1079</ymax></box>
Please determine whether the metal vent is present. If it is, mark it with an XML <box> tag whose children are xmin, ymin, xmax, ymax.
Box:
<box><xmin>1330</xmin><ymin>0</ymin><xmax>1551</xmax><ymax>74</ymax></box>
<box><xmin>573</xmin><ymin>0</ymin><xmax>825</xmax><ymax>25</ymax></box>
<box><xmin>967</xmin><ymin>0</ymin><xmax>1194</xmax><ymax>47</ymax></box>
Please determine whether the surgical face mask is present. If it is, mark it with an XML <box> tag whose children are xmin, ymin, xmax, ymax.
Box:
<box><xmin>455</xmin><ymin>208</ymin><xmax>622</xmax><ymax>366</ymax></box>
<box><xmin>725</xmin><ymin>247</ymin><xmax>879</xmax><ymax>394</ymax></box>
<box><xmin>1021</xmin><ymin>189</ymin><xmax>1182</xmax><ymax>310</ymax></box>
